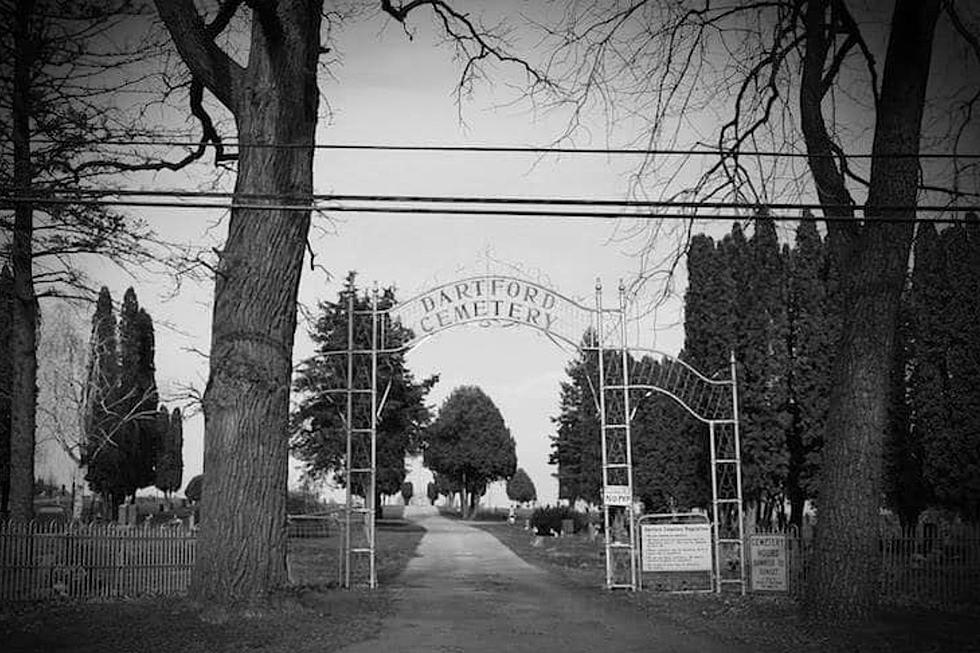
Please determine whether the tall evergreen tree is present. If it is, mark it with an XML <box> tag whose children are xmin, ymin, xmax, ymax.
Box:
<box><xmin>631</xmin><ymin>373</ymin><xmax>706</xmax><ymax>512</ymax></box>
<box><xmin>548</xmin><ymin>331</ymin><xmax>602</xmax><ymax>505</ymax></box>
<box><xmin>116</xmin><ymin>288</ymin><xmax>159</xmax><ymax>499</ymax></box>
<box><xmin>154</xmin><ymin>406</ymin><xmax>172</xmax><ymax>496</ymax></box>
<box><xmin>0</xmin><ymin>265</ymin><xmax>12</xmax><ymax>517</ymax></box>
<box><xmin>738</xmin><ymin>214</ymin><xmax>791</xmax><ymax>525</ymax></box>
<box><xmin>784</xmin><ymin>218</ymin><xmax>833</xmax><ymax>526</ymax></box>
<box><xmin>425</xmin><ymin>386</ymin><xmax>517</xmax><ymax>517</ymax></box>
<box><xmin>169</xmin><ymin>408</ymin><xmax>184</xmax><ymax>496</ymax></box>
<box><xmin>154</xmin><ymin>405</ymin><xmax>185</xmax><ymax>498</ymax></box>
<box><xmin>82</xmin><ymin>287</ymin><xmax>124</xmax><ymax>512</ymax></box>
<box><xmin>929</xmin><ymin>219</ymin><xmax>980</xmax><ymax>519</ymax></box>
<box><xmin>684</xmin><ymin>233</ymin><xmax>735</xmax><ymax>375</ymax></box>
<box><xmin>291</xmin><ymin>273</ymin><xmax>437</xmax><ymax>506</ymax></box>
<box><xmin>882</xmin><ymin>286</ymin><xmax>926</xmax><ymax>531</ymax></box>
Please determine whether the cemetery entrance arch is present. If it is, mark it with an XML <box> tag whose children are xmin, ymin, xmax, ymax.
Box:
<box><xmin>321</xmin><ymin>274</ymin><xmax>744</xmax><ymax>593</ymax></box>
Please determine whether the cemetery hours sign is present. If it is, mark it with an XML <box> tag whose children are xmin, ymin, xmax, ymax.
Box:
<box><xmin>640</xmin><ymin>523</ymin><xmax>712</xmax><ymax>572</ymax></box>
<box><xmin>749</xmin><ymin>534</ymin><xmax>788</xmax><ymax>591</ymax></box>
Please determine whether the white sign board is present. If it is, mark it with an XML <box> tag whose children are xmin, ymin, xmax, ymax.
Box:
<box><xmin>603</xmin><ymin>485</ymin><xmax>632</xmax><ymax>506</ymax></box>
<box><xmin>641</xmin><ymin>523</ymin><xmax>712</xmax><ymax>572</ymax></box>
<box><xmin>750</xmin><ymin>534</ymin><xmax>788</xmax><ymax>591</ymax></box>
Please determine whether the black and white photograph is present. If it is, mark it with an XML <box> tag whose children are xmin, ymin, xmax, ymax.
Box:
<box><xmin>1</xmin><ymin>1</ymin><xmax>979</xmax><ymax>650</ymax></box>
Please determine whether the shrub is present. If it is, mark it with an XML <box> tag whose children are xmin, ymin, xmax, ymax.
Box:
<box><xmin>529</xmin><ymin>505</ymin><xmax>589</xmax><ymax>536</ymax></box>
<box><xmin>401</xmin><ymin>481</ymin><xmax>414</xmax><ymax>504</ymax></box>
<box><xmin>287</xmin><ymin>489</ymin><xmax>324</xmax><ymax>514</ymax></box>
<box><xmin>184</xmin><ymin>474</ymin><xmax>203</xmax><ymax>503</ymax></box>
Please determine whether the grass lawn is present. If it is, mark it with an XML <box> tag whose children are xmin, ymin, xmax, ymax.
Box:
<box><xmin>477</xmin><ymin>521</ymin><xmax>980</xmax><ymax>653</ymax></box>
<box><xmin>0</xmin><ymin>521</ymin><xmax>425</xmax><ymax>653</ymax></box>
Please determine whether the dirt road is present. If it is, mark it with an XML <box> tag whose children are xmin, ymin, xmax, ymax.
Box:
<box><xmin>337</xmin><ymin>507</ymin><xmax>743</xmax><ymax>653</ymax></box>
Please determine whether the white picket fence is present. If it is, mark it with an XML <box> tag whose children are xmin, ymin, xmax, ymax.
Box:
<box><xmin>0</xmin><ymin>521</ymin><xmax>195</xmax><ymax>601</ymax></box>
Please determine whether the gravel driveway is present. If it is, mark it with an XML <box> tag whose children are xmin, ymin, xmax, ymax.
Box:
<box><xmin>337</xmin><ymin>507</ymin><xmax>744</xmax><ymax>653</ymax></box>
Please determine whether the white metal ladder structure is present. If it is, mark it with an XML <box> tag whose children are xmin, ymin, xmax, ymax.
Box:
<box><xmin>339</xmin><ymin>289</ymin><xmax>379</xmax><ymax>588</ymax></box>
<box><xmin>594</xmin><ymin>281</ymin><xmax>639</xmax><ymax>589</ymax></box>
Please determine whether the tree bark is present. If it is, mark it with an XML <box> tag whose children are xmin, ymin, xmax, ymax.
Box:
<box><xmin>805</xmin><ymin>0</ymin><xmax>940</xmax><ymax>620</ymax></box>
<box><xmin>155</xmin><ymin>0</ymin><xmax>322</xmax><ymax>601</ymax></box>
<box><xmin>8</xmin><ymin>0</ymin><xmax>38</xmax><ymax>522</ymax></box>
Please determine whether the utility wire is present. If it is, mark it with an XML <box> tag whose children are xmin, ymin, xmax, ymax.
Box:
<box><xmin>2</xmin><ymin>195</ymin><xmax>974</xmax><ymax>224</ymax></box>
<box><xmin>26</xmin><ymin>137</ymin><xmax>980</xmax><ymax>159</ymax></box>
<box><xmin>8</xmin><ymin>188</ymin><xmax>977</xmax><ymax>214</ymax></box>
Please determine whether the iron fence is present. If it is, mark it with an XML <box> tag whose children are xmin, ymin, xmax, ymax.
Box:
<box><xmin>747</xmin><ymin>524</ymin><xmax>980</xmax><ymax>610</ymax></box>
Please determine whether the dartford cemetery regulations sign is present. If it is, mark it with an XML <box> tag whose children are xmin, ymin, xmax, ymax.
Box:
<box><xmin>389</xmin><ymin>275</ymin><xmax>594</xmax><ymax>349</ymax></box>
<box><xmin>641</xmin><ymin>523</ymin><xmax>713</xmax><ymax>572</ymax></box>
<box><xmin>603</xmin><ymin>485</ymin><xmax>633</xmax><ymax>507</ymax></box>
<box><xmin>749</xmin><ymin>534</ymin><xmax>788</xmax><ymax>591</ymax></box>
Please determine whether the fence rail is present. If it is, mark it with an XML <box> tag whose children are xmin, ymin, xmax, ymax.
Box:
<box><xmin>0</xmin><ymin>521</ymin><xmax>195</xmax><ymax>602</ymax></box>
<box><xmin>1</xmin><ymin>515</ymin><xmax>341</xmax><ymax>602</ymax></box>
<box><xmin>747</xmin><ymin>524</ymin><xmax>980</xmax><ymax>610</ymax></box>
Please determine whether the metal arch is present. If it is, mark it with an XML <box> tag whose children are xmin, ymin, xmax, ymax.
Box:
<box><xmin>391</xmin><ymin>315</ymin><xmax>586</xmax><ymax>353</ymax></box>
<box><xmin>625</xmin><ymin>385</ymin><xmax>715</xmax><ymax>423</ymax></box>
<box><xmin>392</xmin><ymin>273</ymin><xmax>598</xmax><ymax>316</ymax></box>
<box><xmin>319</xmin><ymin>274</ymin><xmax>743</xmax><ymax>595</ymax></box>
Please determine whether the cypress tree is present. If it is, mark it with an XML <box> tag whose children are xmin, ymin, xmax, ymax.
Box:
<box><xmin>117</xmin><ymin>288</ymin><xmax>159</xmax><ymax>496</ymax></box>
<box><xmin>882</xmin><ymin>285</ymin><xmax>926</xmax><ymax>531</ymax></box>
<box><xmin>784</xmin><ymin>218</ymin><xmax>831</xmax><ymax>527</ymax></box>
<box><xmin>83</xmin><ymin>287</ymin><xmax>124</xmax><ymax>512</ymax></box>
<box><xmin>154</xmin><ymin>405</ymin><xmax>172</xmax><ymax>496</ymax></box>
<box><xmin>631</xmin><ymin>360</ymin><xmax>706</xmax><ymax>512</ymax></box>
<box><xmin>735</xmin><ymin>214</ymin><xmax>790</xmax><ymax>525</ymax></box>
<box><xmin>169</xmin><ymin>407</ymin><xmax>184</xmax><ymax>495</ymax></box>
<box><xmin>932</xmin><ymin>219</ymin><xmax>980</xmax><ymax>519</ymax></box>
<box><xmin>0</xmin><ymin>265</ymin><xmax>12</xmax><ymax>517</ymax></box>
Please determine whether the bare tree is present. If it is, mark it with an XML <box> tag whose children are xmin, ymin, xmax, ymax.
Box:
<box><xmin>0</xmin><ymin>0</ymin><xmax>184</xmax><ymax>521</ymax></box>
<box><xmin>533</xmin><ymin>0</ymin><xmax>978</xmax><ymax>618</ymax></box>
<box><xmin>150</xmin><ymin>0</ymin><xmax>540</xmax><ymax>602</ymax></box>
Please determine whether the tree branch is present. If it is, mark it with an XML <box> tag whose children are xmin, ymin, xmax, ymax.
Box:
<box><xmin>152</xmin><ymin>0</ymin><xmax>244</xmax><ymax>112</ymax></box>
<box><xmin>381</xmin><ymin>0</ymin><xmax>552</xmax><ymax>98</ymax></box>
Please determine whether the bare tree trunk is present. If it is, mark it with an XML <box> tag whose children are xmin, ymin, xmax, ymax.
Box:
<box><xmin>806</xmin><ymin>0</ymin><xmax>940</xmax><ymax>619</ymax></box>
<box><xmin>152</xmin><ymin>1</ymin><xmax>323</xmax><ymax>601</ymax></box>
<box><xmin>8</xmin><ymin>0</ymin><xmax>38</xmax><ymax>522</ymax></box>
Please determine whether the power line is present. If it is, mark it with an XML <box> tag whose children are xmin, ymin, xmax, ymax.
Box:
<box><xmin>10</xmin><ymin>188</ymin><xmax>978</xmax><ymax>214</ymax></box>
<box><xmin>2</xmin><ymin>195</ymin><xmax>974</xmax><ymax>224</ymax></box>
<box><xmin>27</xmin><ymin>137</ymin><xmax>980</xmax><ymax>159</ymax></box>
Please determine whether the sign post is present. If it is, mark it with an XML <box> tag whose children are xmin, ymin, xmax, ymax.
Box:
<box><xmin>603</xmin><ymin>485</ymin><xmax>632</xmax><ymax>507</ymax></box>
<box><xmin>636</xmin><ymin>513</ymin><xmax>713</xmax><ymax>592</ymax></box>
<box><xmin>749</xmin><ymin>534</ymin><xmax>788</xmax><ymax>592</ymax></box>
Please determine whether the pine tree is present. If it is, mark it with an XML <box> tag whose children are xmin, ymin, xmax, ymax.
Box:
<box><xmin>291</xmin><ymin>272</ymin><xmax>437</xmax><ymax>503</ymax></box>
<box><xmin>548</xmin><ymin>331</ymin><xmax>602</xmax><ymax>505</ymax></box>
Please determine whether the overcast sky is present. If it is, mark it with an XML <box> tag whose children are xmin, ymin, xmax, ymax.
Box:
<box><xmin>36</xmin><ymin>5</ymin><xmax>696</xmax><ymax>504</ymax></box>
<box><xmin>35</xmin><ymin>1</ymin><xmax>976</xmax><ymax>505</ymax></box>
